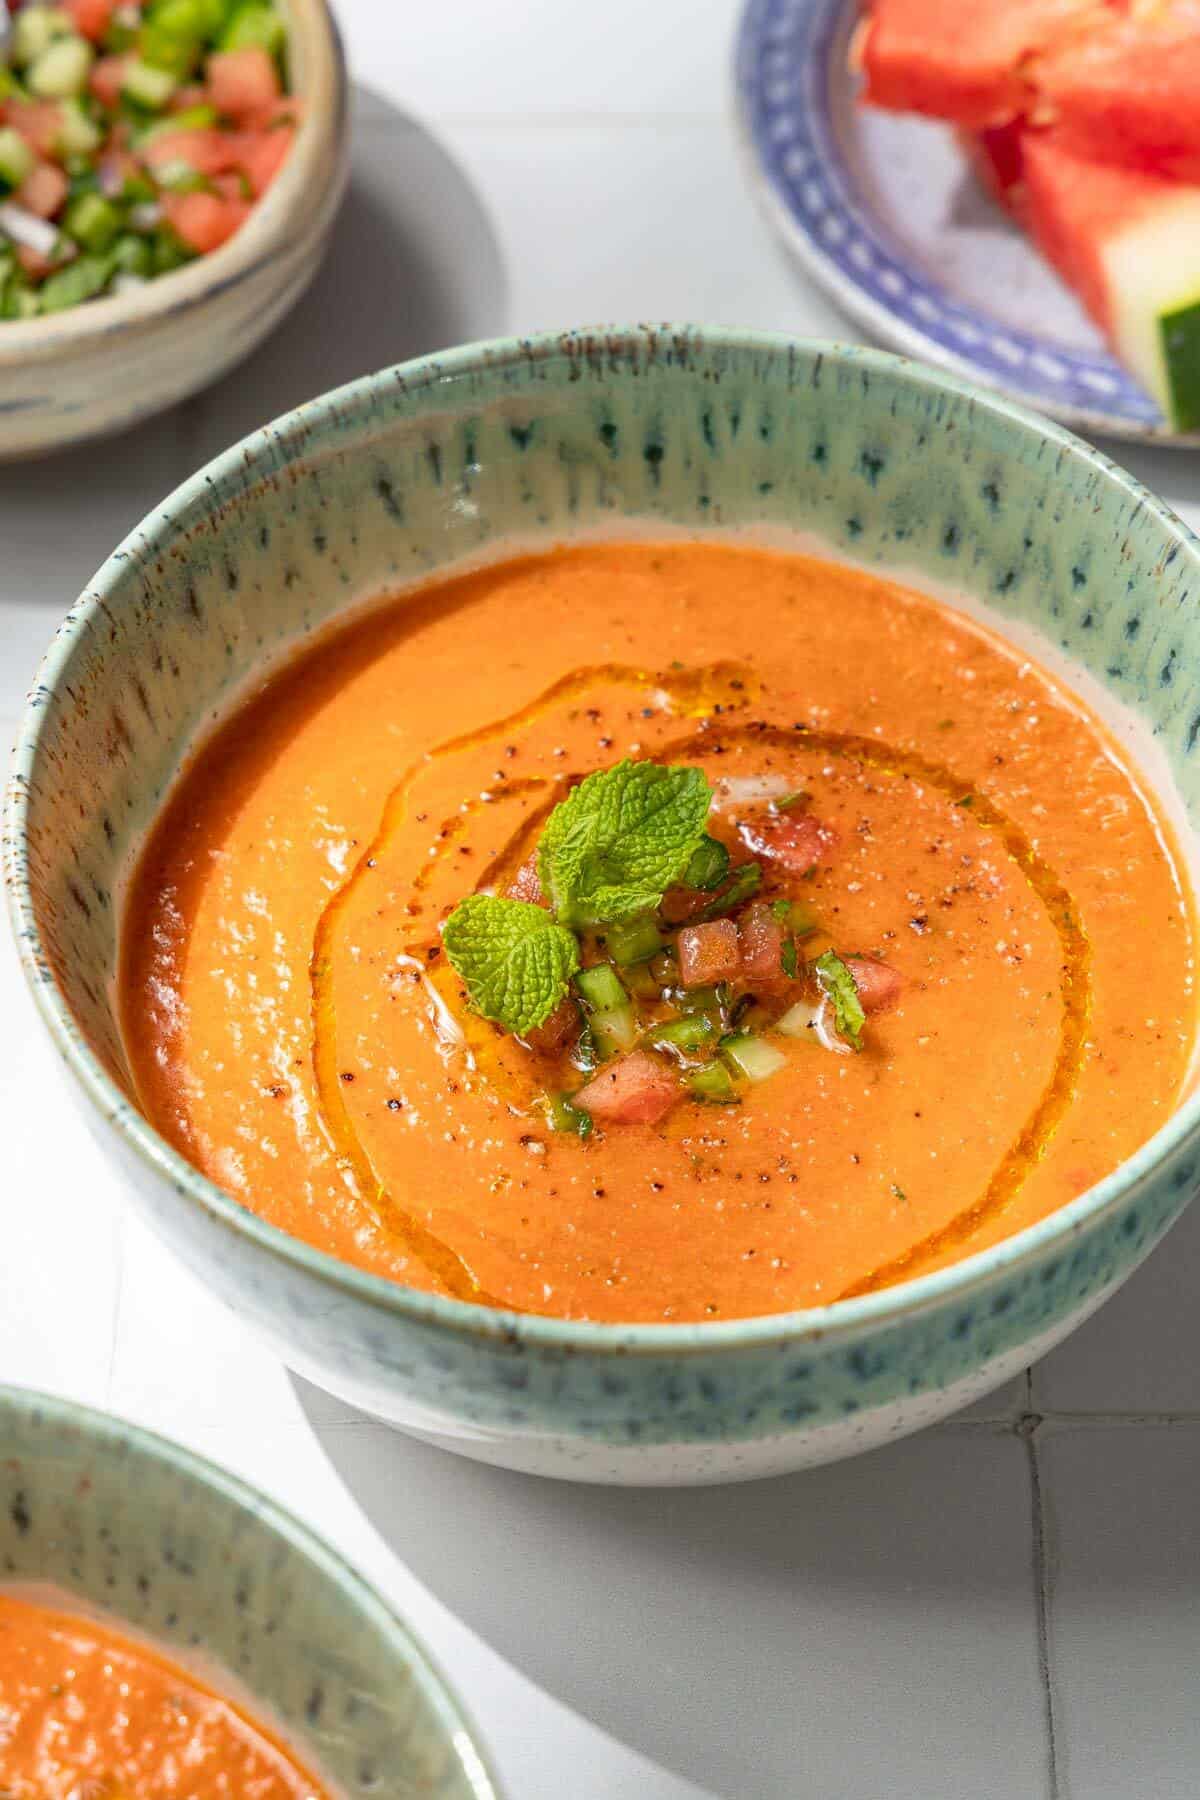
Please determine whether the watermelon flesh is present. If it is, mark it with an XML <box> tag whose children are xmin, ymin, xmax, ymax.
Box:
<box><xmin>857</xmin><ymin>0</ymin><xmax>1109</xmax><ymax>128</ymax></box>
<box><xmin>860</xmin><ymin>0</ymin><xmax>1200</xmax><ymax>177</ymax></box>
<box><xmin>971</xmin><ymin>125</ymin><xmax>1200</xmax><ymax>429</ymax></box>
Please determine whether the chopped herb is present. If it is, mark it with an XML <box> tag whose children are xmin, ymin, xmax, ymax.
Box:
<box><xmin>781</xmin><ymin>939</ymin><xmax>799</xmax><ymax>979</ymax></box>
<box><xmin>538</xmin><ymin>759</ymin><xmax>713</xmax><ymax>926</ymax></box>
<box><xmin>891</xmin><ymin>1182</ymin><xmax>907</xmax><ymax>1201</ymax></box>
<box><xmin>814</xmin><ymin>950</ymin><xmax>866</xmax><ymax>1051</ymax></box>
<box><xmin>683</xmin><ymin>834</ymin><xmax>731</xmax><ymax>891</ymax></box>
<box><xmin>771</xmin><ymin>899</ymin><xmax>792</xmax><ymax>923</ymax></box>
<box><xmin>442</xmin><ymin>894</ymin><xmax>580</xmax><ymax>1036</ymax></box>
<box><xmin>773</xmin><ymin>789</ymin><xmax>810</xmax><ymax>812</ymax></box>
<box><xmin>955</xmin><ymin>794</ymin><xmax>974</xmax><ymax>808</ymax></box>
<box><xmin>699</xmin><ymin>860</ymin><xmax>762</xmax><ymax>920</ymax></box>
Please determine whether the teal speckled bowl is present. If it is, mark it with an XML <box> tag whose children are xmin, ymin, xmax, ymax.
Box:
<box><xmin>0</xmin><ymin>1385</ymin><xmax>500</xmax><ymax>1795</ymax></box>
<box><xmin>7</xmin><ymin>328</ymin><xmax>1200</xmax><ymax>1485</ymax></box>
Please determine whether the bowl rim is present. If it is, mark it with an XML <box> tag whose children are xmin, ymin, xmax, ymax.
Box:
<box><xmin>0</xmin><ymin>0</ymin><xmax>346</xmax><ymax>367</ymax></box>
<box><xmin>0</xmin><ymin>1381</ymin><xmax>502</xmax><ymax>1799</ymax></box>
<box><xmin>7</xmin><ymin>323</ymin><xmax>1200</xmax><ymax>1357</ymax></box>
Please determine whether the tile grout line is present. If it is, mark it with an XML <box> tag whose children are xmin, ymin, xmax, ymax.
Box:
<box><xmin>1021</xmin><ymin>1369</ymin><xmax>1061</xmax><ymax>1800</ymax></box>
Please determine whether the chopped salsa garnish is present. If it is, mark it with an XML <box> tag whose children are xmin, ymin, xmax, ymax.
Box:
<box><xmin>440</xmin><ymin>757</ymin><xmax>903</xmax><ymax>1130</ymax></box>
<box><xmin>0</xmin><ymin>0</ymin><xmax>296</xmax><ymax>318</ymax></box>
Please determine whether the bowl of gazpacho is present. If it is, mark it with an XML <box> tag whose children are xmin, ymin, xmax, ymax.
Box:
<box><xmin>7</xmin><ymin>328</ymin><xmax>1199</xmax><ymax>1484</ymax></box>
<box><xmin>0</xmin><ymin>1384</ymin><xmax>500</xmax><ymax>1795</ymax></box>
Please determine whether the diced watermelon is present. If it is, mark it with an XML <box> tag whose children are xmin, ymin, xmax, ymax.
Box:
<box><xmin>7</xmin><ymin>100</ymin><xmax>66</xmax><ymax>161</ymax></box>
<box><xmin>88</xmin><ymin>55</ymin><xmax>128</xmax><ymax>111</ymax></box>
<box><xmin>573</xmin><ymin>1051</ymin><xmax>680</xmax><ymax>1125</ymax></box>
<box><xmin>207</xmin><ymin>46</ymin><xmax>281</xmax><ymax>120</ymax></box>
<box><xmin>522</xmin><ymin>996</ymin><xmax>579</xmax><ymax>1058</ymax></box>
<box><xmin>737</xmin><ymin>812</ymin><xmax>837</xmax><ymax>876</ymax></box>
<box><xmin>855</xmin><ymin>0</ymin><xmax>1104</xmax><ymax>129</ymax></box>
<box><xmin>232</xmin><ymin>121</ymin><xmax>294</xmax><ymax>195</ymax></box>
<box><xmin>16</xmin><ymin>243</ymin><xmax>54</xmax><ymax>280</ymax></box>
<box><xmin>66</xmin><ymin>0</ymin><xmax>117</xmax><ymax>42</ymax></box>
<box><xmin>736</xmin><ymin>902</ymin><xmax>786</xmax><ymax>983</ymax></box>
<box><xmin>163</xmin><ymin>189</ymin><xmax>251</xmax><ymax>253</ymax></box>
<box><xmin>144</xmin><ymin>126</ymin><xmax>240</xmax><ymax>177</ymax></box>
<box><xmin>1037</xmin><ymin>2</ymin><xmax>1200</xmax><ymax>181</ymax></box>
<box><xmin>678</xmin><ymin>918</ymin><xmax>741</xmax><ymax>988</ymax></box>
<box><xmin>959</xmin><ymin>119</ymin><xmax>1028</xmax><ymax>214</ymax></box>
<box><xmin>1019</xmin><ymin>128</ymin><xmax>1200</xmax><ymax>429</ymax></box>
<box><xmin>17</xmin><ymin>160</ymin><xmax>68</xmax><ymax>219</ymax></box>
<box><xmin>844</xmin><ymin>956</ymin><xmax>903</xmax><ymax>1013</ymax></box>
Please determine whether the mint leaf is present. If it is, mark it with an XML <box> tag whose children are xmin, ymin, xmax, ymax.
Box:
<box><xmin>442</xmin><ymin>895</ymin><xmax>580</xmax><ymax>1036</ymax></box>
<box><xmin>814</xmin><ymin>951</ymin><xmax>866</xmax><ymax>1051</ymax></box>
<box><xmin>538</xmin><ymin>760</ymin><xmax>712</xmax><ymax>927</ymax></box>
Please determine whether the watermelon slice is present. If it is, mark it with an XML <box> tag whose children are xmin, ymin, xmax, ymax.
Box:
<box><xmin>1036</xmin><ymin>2</ymin><xmax>1200</xmax><ymax>180</ymax></box>
<box><xmin>855</xmin><ymin>0</ymin><xmax>1107</xmax><ymax>128</ymax></box>
<box><xmin>973</xmin><ymin>126</ymin><xmax>1200</xmax><ymax>430</ymax></box>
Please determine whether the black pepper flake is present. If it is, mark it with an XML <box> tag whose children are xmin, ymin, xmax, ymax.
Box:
<box><xmin>340</xmin><ymin>1071</ymin><xmax>355</xmax><ymax>1084</ymax></box>
<box><xmin>386</xmin><ymin>1098</ymin><xmax>403</xmax><ymax>1111</ymax></box>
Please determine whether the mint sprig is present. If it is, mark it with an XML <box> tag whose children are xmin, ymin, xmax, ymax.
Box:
<box><xmin>442</xmin><ymin>895</ymin><xmax>580</xmax><ymax>1036</ymax></box>
<box><xmin>814</xmin><ymin>951</ymin><xmax>866</xmax><ymax>1051</ymax></box>
<box><xmin>538</xmin><ymin>759</ymin><xmax>712</xmax><ymax>928</ymax></box>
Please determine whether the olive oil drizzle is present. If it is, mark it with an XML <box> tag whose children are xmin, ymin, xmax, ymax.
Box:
<box><xmin>310</xmin><ymin>676</ymin><xmax>1091</xmax><ymax>1312</ymax></box>
<box><xmin>309</xmin><ymin>662</ymin><xmax>755</xmax><ymax>1306</ymax></box>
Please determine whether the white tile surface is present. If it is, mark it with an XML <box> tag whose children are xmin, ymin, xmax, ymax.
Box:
<box><xmin>3</xmin><ymin>0</ymin><xmax>1200</xmax><ymax>1795</ymax></box>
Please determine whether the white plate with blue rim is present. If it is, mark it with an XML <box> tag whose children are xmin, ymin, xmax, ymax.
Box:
<box><xmin>734</xmin><ymin>0</ymin><xmax>1197</xmax><ymax>445</ymax></box>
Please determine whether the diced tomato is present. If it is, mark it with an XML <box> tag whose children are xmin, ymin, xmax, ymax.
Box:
<box><xmin>17</xmin><ymin>161</ymin><xmax>68</xmax><ymax>220</ymax></box>
<box><xmin>15</xmin><ymin>244</ymin><xmax>54</xmax><ymax>280</ymax></box>
<box><xmin>89</xmin><ymin>55</ymin><xmax>129</xmax><ymax>111</ymax></box>
<box><xmin>678</xmin><ymin>918</ymin><xmax>741</xmax><ymax>988</ymax></box>
<box><xmin>144</xmin><ymin>127</ymin><xmax>241</xmax><ymax>177</ymax></box>
<box><xmin>574</xmin><ymin>1051</ymin><xmax>679</xmax><ymax>1125</ymax></box>
<box><xmin>522</xmin><ymin>997</ymin><xmax>579</xmax><ymax>1058</ymax></box>
<box><xmin>737</xmin><ymin>902</ymin><xmax>786</xmax><ymax>983</ymax></box>
<box><xmin>207</xmin><ymin>46</ymin><xmax>281</xmax><ymax>120</ymax></box>
<box><xmin>845</xmin><ymin>956</ymin><xmax>903</xmax><ymax>1013</ymax></box>
<box><xmin>505</xmin><ymin>853</ymin><xmax>545</xmax><ymax>907</ymax></box>
<box><xmin>213</xmin><ymin>170</ymin><xmax>250</xmax><ymax>203</ymax></box>
<box><xmin>7</xmin><ymin>100</ymin><xmax>66</xmax><ymax>161</ymax></box>
<box><xmin>233</xmin><ymin>122</ymin><xmax>295</xmax><ymax>196</ymax></box>
<box><xmin>738</xmin><ymin>812</ymin><xmax>837</xmax><ymax>876</ymax></box>
<box><xmin>162</xmin><ymin>190</ymin><xmax>251</xmax><ymax>253</ymax></box>
<box><xmin>66</xmin><ymin>0</ymin><xmax>118</xmax><ymax>41</ymax></box>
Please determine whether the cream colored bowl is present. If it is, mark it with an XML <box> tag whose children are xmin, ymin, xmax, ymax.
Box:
<box><xmin>0</xmin><ymin>0</ymin><xmax>348</xmax><ymax>459</ymax></box>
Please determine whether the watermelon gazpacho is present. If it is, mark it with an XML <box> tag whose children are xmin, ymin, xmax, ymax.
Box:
<box><xmin>0</xmin><ymin>0</ymin><xmax>297</xmax><ymax>317</ymax></box>
<box><xmin>120</xmin><ymin>542</ymin><xmax>1197</xmax><ymax>1323</ymax></box>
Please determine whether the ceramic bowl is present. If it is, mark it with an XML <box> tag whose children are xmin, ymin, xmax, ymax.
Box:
<box><xmin>7</xmin><ymin>327</ymin><xmax>1200</xmax><ymax>1486</ymax></box>
<box><xmin>0</xmin><ymin>1384</ymin><xmax>500</xmax><ymax>1797</ymax></box>
<box><xmin>0</xmin><ymin>0</ymin><xmax>348</xmax><ymax>460</ymax></box>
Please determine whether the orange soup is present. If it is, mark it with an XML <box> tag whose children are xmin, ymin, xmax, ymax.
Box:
<box><xmin>0</xmin><ymin>1593</ymin><xmax>330</xmax><ymax>1798</ymax></box>
<box><xmin>120</xmin><ymin>543</ymin><xmax>1197</xmax><ymax>1322</ymax></box>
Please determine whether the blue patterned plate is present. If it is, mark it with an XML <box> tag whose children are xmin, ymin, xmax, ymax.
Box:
<box><xmin>734</xmin><ymin>0</ymin><xmax>1194</xmax><ymax>444</ymax></box>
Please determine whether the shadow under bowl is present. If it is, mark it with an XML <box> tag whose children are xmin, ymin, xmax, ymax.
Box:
<box><xmin>0</xmin><ymin>1384</ymin><xmax>500</xmax><ymax>1796</ymax></box>
<box><xmin>7</xmin><ymin>326</ymin><xmax>1200</xmax><ymax>1485</ymax></box>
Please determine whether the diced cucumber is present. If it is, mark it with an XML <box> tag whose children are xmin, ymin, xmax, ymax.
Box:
<box><xmin>121</xmin><ymin>57</ymin><xmax>179</xmax><ymax>109</ymax></box>
<box><xmin>645</xmin><ymin>1014</ymin><xmax>715</xmax><ymax>1053</ymax></box>
<box><xmin>27</xmin><ymin>35</ymin><xmax>95</xmax><ymax>99</ymax></box>
<box><xmin>11</xmin><ymin>7</ymin><xmax>73</xmax><ymax>70</ymax></box>
<box><xmin>623</xmin><ymin>962</ymin><xmax>662</xmax><ymax>1002</ymax></box>
<box><xmin>138</xmin><ymin>21</ymin><xmax>203</xmax><ymax>78</ymax></box>
<box><xmin>543</xmin><ymin>1092</ymin><xmax>593</xmax><ymax>1139</ymax></box>
<box><xmin>602</xmin><ymin>913</ymin><xmax>665</xmax><ymax>967</ymax></box>
<box><xmin>64</xmin><ymin>192</ymin><xmax>121</xmax><ymax>253</ymax></box>
<box><xmin>685</xmin><ymin>1061</ymin><xmax>740</xmax><ymax>1104</ymax></box>
<box><xmin>58</xmin><ymin>99</ymin><xmax>104</xmax><ymax>157</ymax></box>
<box><xmin>720</xmin><ymin>1032</ymin><xmax>787</xmax><ymax>1082</ymax></box>
<box><xmin>684</xmin><ymin>835</ymin><xmax>730</xmax><ymax>892</ymax></box>
<box><xmin>153</xmin><ymin>157</ymin><xmax>206</xmax><ymax>191</ymax></box>
<box><xmin>38</xmin><ymin>252</ymin><xmax>115</xmax><ymax>312</ymax></box>
<box><xmin>220</xmin><ymin>3</ymin><xmax>287</xmax><ymax>56</ymax></box>
<box><xmin>675</xmin><ymin>983</ymin><xmax>730</xmax><ymax>1028</ymax></box>
<box><xmin>590</xmin><ymin>1006</ymin><xmax>638</xmax><ymax>1060</ymax></box>
<box><xmin>137</xmin><ymin>103</ymin><xmax>219</xmax><ymax>145</ymax></box>
<box><xmin>0</xmin><ymin>130</ymin><xmax>36</xmax><ymax>195</ymax></box>
<box><xmin>110</xmin><ymin>231</ymin><xmax>154</xmax><ymax>275</ymax></box>
<box><xmin>102</xmin><ymin>4</ymin><xmax>142</xmax><ymax>52</ymax></box>
<box><xmin>575</xmin><ymin>963</ymin><xmax>627</xmax><ymax>1012</ymax></box>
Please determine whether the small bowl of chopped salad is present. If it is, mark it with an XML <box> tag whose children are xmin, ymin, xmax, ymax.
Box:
<box><xmin>0</xmin><ymin>0</ymin><xmax>347</xmax><ymax>456</ymax></box>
